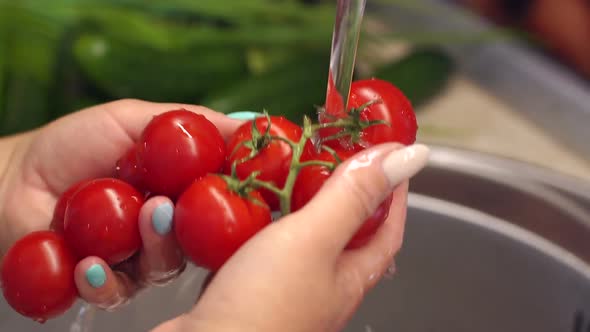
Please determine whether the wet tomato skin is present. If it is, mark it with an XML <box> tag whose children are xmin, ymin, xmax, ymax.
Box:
<box><xmin>320</xmin><ymin>78</ymin><xmax>417</xmax><ymax>150</ymax></box>
<box><xmin>50</xmin><ymin>179</ymin><xmax>93</xmax><ymax>234</ymax></box>
<box><xmin>136</xmin><ymin>109</ymin><xmax>226</xmax><ymax>199</ymax></box>
<box><xmin>1</xmin><ymin>231</ymin><xmax>78</xmax><ymax>322</ymax></box>
<box><xmin>174</xmin><ymin>174</ymin><xmax>271</xmax><ymax>271</ymax></box>
<box><xmin>115</xmin><ymin>145</ymin><xmax>146</xmax><ymax>193</ymax></box>
<box><xmin>225</xmin><ymin>116</ymin><xmax>313</xmax><ymax>210</ymax></box>
<box><xmin>63</xmin><ymin>178</ymin><xmax>144</xmax><ymax>265</ymax></box>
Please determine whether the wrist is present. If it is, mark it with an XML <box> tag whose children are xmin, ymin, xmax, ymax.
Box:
<box><xmin>152</xmin><ymin>315</ymin><xmax>262</xmax><ymax>332</ymax></box>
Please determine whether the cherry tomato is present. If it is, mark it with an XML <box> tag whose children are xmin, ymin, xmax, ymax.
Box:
<box><xmin>346</xmin><ymin>193</ymin><xmax>393</xmax><ymax>249</ymax></box>
<box><xmin>120</xmin><ymin>109</ymin><xmax>226</xmax><ymax>198</ymax></box>
<box><xmin>292</xmin><ymin>147</ymin><xmax>394</xmax><ymax>249</ymax></box>
<box><xmin>325</xmin><ymin>70</ymin><xmax>345</xmax><ymax>115</ymax></box>
<box><xmin>174</xmin><ymin>174</ymin><xmax>271</xmax><ymax>271</ymax></box>
<box><xmin>63</xmin><ymin>178</ymin><xmax>144</xmax><ymax>265</ymax></box>
<box><xmin>320</xmin><ymin>78</ymin><xmax>417</xmax><ymax>150</ymax></box>
<box><xmin>50</xmin><ymin>179</ymin><xmax>92</xmax><ymax>234</ymax></box>
<box><xmin>224</xmin><ymin>116</ymin><xmax>313</xmax><ymax>210</ymax></box>
<box><xmin>115</xmin><ymin>145</ymin><xmax>145</xmax><ymax>193</ymax></box>
<box><xmin>1</xmin><ymin>231</ymin><xmax>78</xmax><ymax>323</ymax></box>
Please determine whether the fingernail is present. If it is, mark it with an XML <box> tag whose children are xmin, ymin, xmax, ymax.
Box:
<box><xmin>86</xmin><ymin>264</ymin><xmax>106</xmax><ymax>288</ymax></box>
<box><xmin>382</xmin><ymin>144</ymin><xmax>430</xmax><ymax>186</ymax></box>
<box><xmin>152</xmin><ymin>202</ymin><xmax>174</xmax><ymax>235</ymax></box>
<box><xmin>226</xmin><ymin>111</ymin><xmax>261</xmax><ymax>121</ymax></box>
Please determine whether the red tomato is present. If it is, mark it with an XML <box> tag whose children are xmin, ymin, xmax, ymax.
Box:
<box><xmin>115</xmin><ymin>145</ymin><xmax>145</xmax><ymax>193</ymax></box>
<box><xmin>174</xmin><ymin>174</ymin><xmax>271</xmax><ymax>271</ymax></box>
<box><xmin>50</xmin><ymin>179</ymin><xmax>92</xmax><ymax>234</ymax></box>
<box><xmin>1</xmin><ymin>231</ymin><xmax>78</xmax><ymax>322</ymax></box>
<box><xmin>121</xmin><ymin>109</ymin><xmax>226</xmax><ymax>198</ymax></box>
<box><xmin>224</xmin><ymin>116</ymin><xmax>313</xmax><ymax>210</ymax></box>
<box><xmin>63</xmin><ymin>178</ymin><xmax>144</xmax><ymax>265</ymax></box>
<box><xmin>347</xmin><ymin>193</ymin><xmax>393</xmax><ymax>249</ymax></box>
<box><xmin>325</xmin><ymin>69</ymin><xmax>345</xmax><ymax>115</ymax></box>
<box><xmin>292</xmin><ymin>147</ymin><xmax>394</xmax><ymax>249</ymax></box>
<box><xmin>320</xmin><ymin>78</ymin><xmax>417</xmax><ymax>150</ymax></box>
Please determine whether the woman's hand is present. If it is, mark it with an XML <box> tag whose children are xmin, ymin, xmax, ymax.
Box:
<box><xmin>0</xmin><ymin>99</ymin><xmax>242</xmax><ymax>310</ymax></box>
<box><xmin>0</xmin><ymin>98</ymin><xmax>429</xmax><ymax>331</ymax></box>
<box><xmin>154</xmin><ymin>142</ymin><xmax>429</xmax><ymax>332</ymax></box>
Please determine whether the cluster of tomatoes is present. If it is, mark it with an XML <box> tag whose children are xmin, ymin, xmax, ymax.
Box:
<box><xmin>0</xmin><ymin>78</ymin><xmax>417</xmax><ymax>323</ymax></box>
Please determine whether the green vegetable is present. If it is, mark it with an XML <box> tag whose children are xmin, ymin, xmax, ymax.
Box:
<box><xmin>0</xmin><ymin>33</ymin><xmax>5</xmax><ymax>121</ymax></box>
<box><xmin>72</xmin><ymin>32</ymin><xmax>248</xmax><ymax>103</ymax></box>
<box><xmin>373</xmin><ymin>47</ymin><xmax>455</xmax><ymax>108</ymax></box>
<box><xmin>0</xmin><ymin>74</ymin><xmax>51</xmax><ymax>135</ymax></box>
<box><xmin>0</xmin><ymin>2</ymin><xmax>73</xmax><ymax>134</ymax></box>
<box><xmin>203</xmin><ymin>52</ymin><xmax>330</xmax><ymax>124</ymax></box>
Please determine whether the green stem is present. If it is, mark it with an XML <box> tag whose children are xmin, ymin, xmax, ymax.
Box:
<box><xmin>311</xmin><ymin>119</ymin><xmax>351</xmax><ymax>131</ymax></box>
<box><xmin>250</xmin><ymin>179</ymin><xmax>282</xmax><ymax>197</ymax></box>
<box><xmin>269</xmin><ymin>135</ymin><xmax>297</xmax><ymax>148</ymax></box>
<box><xmin>298</xmin><ymin>160</ymin><xmax>335</xmax><ymax>171</ymax></box>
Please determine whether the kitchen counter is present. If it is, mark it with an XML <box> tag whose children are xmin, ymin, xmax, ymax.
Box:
<box><xmin>416</xmin><ymin>76</ymin><xmax>590</xmax><ymax>181</ymax></box>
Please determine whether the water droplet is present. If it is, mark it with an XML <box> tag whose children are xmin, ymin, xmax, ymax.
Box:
<box><xmin>34</xmin><ymin>317</ymin><xmax>46</xmax><ymax>324</ymax></box>
<box><xmin>384</xmin><ymin>260</ymin><xmax>397</xmax><ymax>279</ymax></box>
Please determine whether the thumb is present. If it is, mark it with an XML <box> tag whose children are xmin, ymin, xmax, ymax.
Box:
<box><xmin>294</xmin><ymin>143</ymin><xmax>429</xmax><ymax>254</ymax></box>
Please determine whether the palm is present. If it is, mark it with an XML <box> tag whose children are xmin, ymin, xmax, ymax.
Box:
<box><xmin>0</xmin><ymin>99</ymin><xmax>237</xmax><ymax>253</ymax></box>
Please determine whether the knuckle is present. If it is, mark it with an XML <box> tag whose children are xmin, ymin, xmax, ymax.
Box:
<box><xmin>340</xmin><ymin>173</ymin><xmax>381</xmax><ymax>220</ymax></box>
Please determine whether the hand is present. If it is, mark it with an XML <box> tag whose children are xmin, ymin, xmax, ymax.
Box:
<box><xmin>154</xmin><ymin>142</ymin><xmax>429</xmax><ymax>332</ymax></box>
<box><xmin>0</xmin><ymin>99</ymin><xmax>242</xmax><ymax>310</ymax></box>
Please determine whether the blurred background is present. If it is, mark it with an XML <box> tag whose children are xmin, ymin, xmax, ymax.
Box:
<box><xmin>1</xmin><ymin>2</ymin><xmax>590</xmax><ymax>331</ymax></box>
<box><xmin>0</xmin><ymin>0</ymin><xmax>589</xmax><ymax>179</ymax></box>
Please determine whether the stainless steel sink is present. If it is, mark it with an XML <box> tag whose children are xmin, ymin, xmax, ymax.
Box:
<box><xmin>1</xmin><ymin>145</ymin><xmax>589</xmax><ymax>331</ymax></box>
<box><xmin>345</xmin><ymin>194</ymin><xmax>590</xmax><ymax>332</ymax></box>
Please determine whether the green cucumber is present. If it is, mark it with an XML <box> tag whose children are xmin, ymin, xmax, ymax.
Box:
<box><xmin>72</xmin><ymin>32</ymin><xmax>249</xmax><ymax>103</ymax></box>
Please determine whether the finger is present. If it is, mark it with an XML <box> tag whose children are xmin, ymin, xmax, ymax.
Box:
<box><xmin>136</xmin><ymin>196</ymin><xmax>186</xmax><ymax>286</ymax></box>
<box><xmin>98</xmin><ymin>99</ymin><xmax>245</xmax><ymax>141</ymax></box>
<box><xmin>196</xmin><ymin>272</ymin><xmax>216</xmax><ymax>304</ymax></box>
<box><xmin>75</xmin><ymin>257</ymin><xmax>138</xmax><ymax>311</ymax></box>
<box><xmin>336</xmin><ymin>181</ymin><xmax>409</xmax><ymax>293</ymax></box>
<box><xmin>293</xmin><ymin>144</ymin><xmax>428</xmax><ymax>255</ymax></box>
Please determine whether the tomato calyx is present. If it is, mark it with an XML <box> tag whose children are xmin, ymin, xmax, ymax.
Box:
<box><xmin>218</xmin><ymin>172</ymin><xmax>267</xmax><ymax>207</ymax></box>
<box><xmin>307</xmin><ymin>145</ymin><xmax>342</xmax><ymax>171</ymax></box>
<box><xmin>317</xmin><ymin>99</ymin><xmax>389</xmax><ymax>147</ymax></box>
<box><xmin>229</xmin><ymin>113</ymin><xmax>272</xmax><ymax>169</ymax></box>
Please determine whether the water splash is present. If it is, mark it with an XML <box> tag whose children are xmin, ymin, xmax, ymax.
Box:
<box><xmin>69</xmin><ymin>303</ymin><xmax>96</xmax><ymax>332</ymax></box>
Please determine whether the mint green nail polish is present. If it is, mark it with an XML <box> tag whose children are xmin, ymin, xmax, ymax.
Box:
<box><xmin>152</xmin><ymin>202</ymin><xmax>173</xmax><ymax>235</ymax></box>
<box><xmin>227</xmin><ymin>111</ymin><xmax>261</xmax><ymax>120</ymax></box>
<box><xmin>86</xmin><ymin>264</ymin><xmax>106</xmax><ymax>288</ymax></box>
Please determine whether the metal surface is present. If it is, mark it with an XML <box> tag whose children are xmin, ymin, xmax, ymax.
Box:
<box><xmin>325</xmin><ymin>0</ymin><xmax>366</xmax><ymax>112</ymax></box>
<box><xmin>411</xmin><ymin>145</ymin><xmax>590</xmax><ymax>264</ymax></box>
<box><xmin>344</xmin><ymin>195</ymin><xmax>590</xmax><ymax>332</ymax></box>
<box><xmin>1</xmin><ymin>146</ymin><xmax>589</xmax><ymax>331</ymax></box>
